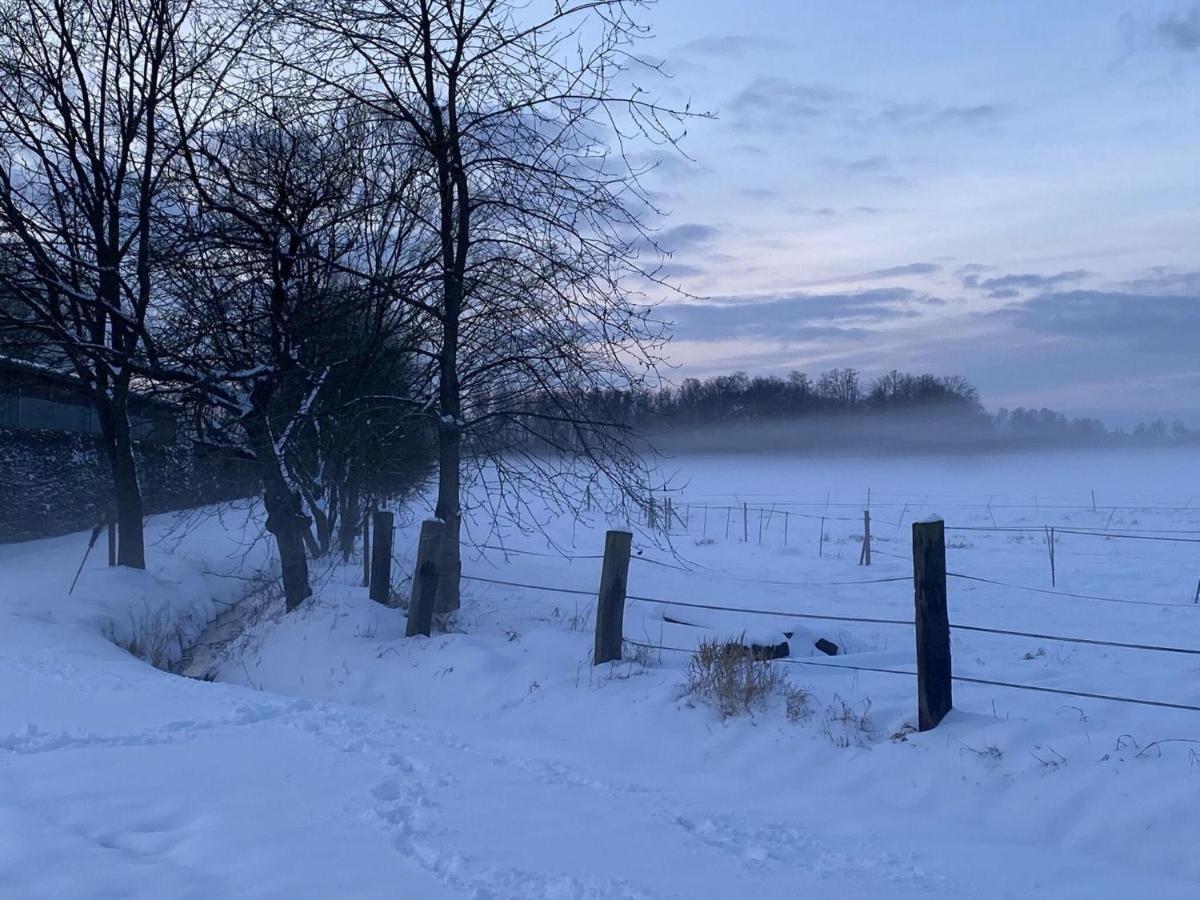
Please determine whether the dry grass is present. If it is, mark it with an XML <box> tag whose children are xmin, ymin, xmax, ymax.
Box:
<box><xmin>103</xmin><ymin>604</ymin><xmax>191</xmax><ymax>672</ymax></box>
<box><xmin>684</xmin><ymin>636</ymin><xmax>793</xmax><ymax>719</ymax></box>
<box><xmin>820</xmin><ymin>695</ymin><xmax>874</xmax><ymax>747</ymax></box>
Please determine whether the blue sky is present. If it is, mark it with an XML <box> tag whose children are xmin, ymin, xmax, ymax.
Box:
<box><xmin>633</xmin><ymin>1</ymin><xmax>1200</xmax><ymax>424</ymax></box>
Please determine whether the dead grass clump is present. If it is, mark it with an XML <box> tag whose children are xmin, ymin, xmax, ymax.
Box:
<box><xmin>821</xmin><ymin>695</ymin><xmax>874</xmax><ymax>748</ymax></box>
<box><xmin>103</xmin><ymin>604</ymin><xmax>190</xmax><ymax>672</ymax></box>
<box><xmin>684</xmin><ymin>636</ymin><xmax>786</xmax><ymax>719</ymax></box>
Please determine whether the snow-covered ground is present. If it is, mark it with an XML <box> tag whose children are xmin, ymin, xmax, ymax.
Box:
<box><xmin>4</xmin><ymin>449</ymin><xmax>1200</xmax><ymax>897</ymax></box>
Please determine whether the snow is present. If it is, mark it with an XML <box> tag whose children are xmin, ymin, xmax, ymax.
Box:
<box><xmin>4</xmin><ymin>448</ymin><xmax>1200</xmax><ymax>897</ymax></box>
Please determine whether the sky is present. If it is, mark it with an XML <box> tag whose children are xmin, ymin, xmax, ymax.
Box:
<box><xmin>630</xmin><ymin>1</ymin><xmax>1200</xmax><ymax>425</ymax></box>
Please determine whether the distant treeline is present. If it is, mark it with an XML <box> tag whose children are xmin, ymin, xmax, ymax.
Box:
<box><xmin>516</xmin><ymin>369</ymin><xmax>1200</xmax><ymax>454</ymax></box>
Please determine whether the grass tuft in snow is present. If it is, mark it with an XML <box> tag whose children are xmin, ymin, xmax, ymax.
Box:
<box><xmin>683</xmin><ymin>636</ymin><xmax>802</xmax><ymax>720</ymax></box>
<box><xmin>103</xmin><ymin>604</ymin><xmax>193</xmax><ymax>672</ymax></box>
<box><xmin>820</xmin><ymin>695</ymin><xmax>874</xmax><ymax>748</ymax></box>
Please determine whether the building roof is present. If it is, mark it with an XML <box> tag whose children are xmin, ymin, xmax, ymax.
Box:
<box><xmin>0</xmin><ymin>354</ymin><xmax>181</xmax><ymax>410</ymax></box>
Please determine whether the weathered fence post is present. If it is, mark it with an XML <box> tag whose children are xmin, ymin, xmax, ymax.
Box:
<box><xmin>593</xmin><ymin>530</ymin><xmax>633</xmax><ymax>665</ymax></box>
<box><xmin>107</xmin><ymin>512</ymin><xmax>117</xmax><ymax>567</ymax></box>
<box><xmin>406</xmin><ymin>519</ymin><xmax>446</xmax><ymax>637</ymax></box>
<box><xmin>369</xmin><ymin>510</ymin><xmax>395</xmax><ymax>605</ymax></box>
<box><xmin>913</xmin><ymin>518</ymin><xmax>952</xmax><ymax>731</ymax></box>
<box><xmin>783</xmin><ymin>511</ymin><xmax>789</xmax><ymax>547</ymax></box>
<box><xmin>1045</xmin><ymin>525</ymin><xmax>1057</xmax><ymax>587</ymax></box>
<box><xmin>361</xmin><ymin>512</ymin><xmax>371</xmax><ymax>588</ymax></box>
<box><xmin>818</xmin><ymin>516</ymin><xmax>825</xmax><ymax>558</ymax></box>
<box><xmin>859</xmin><ymin>510</ymin><xmax>872</xmax><ymax>566</ymax></box>
<box><xmin>742</xmin><ymin>502</ymin><xmax>748</xmax><ymax>542</ymax></box>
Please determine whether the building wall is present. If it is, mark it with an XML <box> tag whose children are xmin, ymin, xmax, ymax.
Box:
<box><xmin>0</xmin><ymin>362</ymin><xmax>175</xmax><ymax>442</ymax></box>
<box><xmin>0</xmin><ymin>428</ymin><xmax>255</xmax><ymax>544</ymax></box>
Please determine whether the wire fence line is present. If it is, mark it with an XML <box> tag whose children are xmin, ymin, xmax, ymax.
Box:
<box><xmin>460</xmin><ymin>521</ymin><xmax>1200</xmax><ymax>718</ymax></box>
<box><xmin>630</xmin><ymin>554</ymin><xmax>912</xmax><ymax>588</ymax></box>
<box><xmin>464</xmin><ymin>568</ymin><xmax>1200</xmax><ymax>654</ymax></box>
<box><xmin>622</xmin><ymin>641</ymin><xmax>1200</xmax><ymax>714</ymax></box>
<box><xmin>474</xmin><ymin>545</ymin><xmax>606</xmax><ymax>560</ymax></box>
<box><xmin>946</xmin><ymin>571</ymin><xmax>1198</xmax><ymax>609</ymax></box>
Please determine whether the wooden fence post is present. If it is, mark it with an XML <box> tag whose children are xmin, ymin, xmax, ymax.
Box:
<box><xmin>783</xmin><ymin>511</ymin><xmax>789</xmax><ymax>547</ymax></box>
<box><xmin>406</xmin><ymin>519</ymin><xmax>446</xmax><ymax>637</ymax></box>
<box><xmin>859</xmin><ymin>510</ymin><xmax>872</xmax><ymax>566</ymax></box>
<box><xmin>107</xmin><ymin>513</ymin><xmax>117</xmax><ymax>567</ymax></box>
<box><xmin>361</xmin><ymin>512</ymin><xmax>371</xmax><ymax>587</ymax></box>
<box><xmin>1045</xmin><ymin>525</ymin><xmax>1056</xmax><ymax>587</ymax></box>
<box><xmin>913</xmin><ymin>518</ymin><xmax>952</xmax><ymax>731</ymax></box>
<box><xmin>818</xmin><ymin>516</ymin><xmax>825</xmax><ymax>558</ymax></box>
<box><xmin>593</xmin><ymin>530</ymin><xmax>633</xmax><ymax>665</ymax></box>
<box><xmin>742</xmin><ymin>502</ymin><xmax>748</xmax><ymax>542</ymax></box>
<box><xmin>369</xmin><ymin>510</ymin><xmax>395</xmax><ymax>605</ymax></box>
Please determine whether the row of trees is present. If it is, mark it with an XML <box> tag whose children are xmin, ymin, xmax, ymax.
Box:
<box><xmin>0</xmin><ymin>0</ymin><xmax>688</xmax><ymax>611</ymax></box>
<box><xmin>514</xmin><ymin>370</ymin><xmax>1200</xmax><ymax>451</ymax></box>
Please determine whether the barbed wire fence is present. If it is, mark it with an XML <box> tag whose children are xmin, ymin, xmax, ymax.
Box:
<box><xmin>452</xmin><ymin>514</ymin><xmax>1200</xmax><ymax>729</ymax></box>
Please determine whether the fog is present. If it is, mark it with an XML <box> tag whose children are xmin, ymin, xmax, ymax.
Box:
<box><xmin>640</xmin><ymin>411</ymin><xmax>1182</xmax><ymax>457</ymax></box>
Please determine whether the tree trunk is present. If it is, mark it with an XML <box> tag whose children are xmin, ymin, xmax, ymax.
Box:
<box><xmin>245</xmin><ymin>413</ymin><xmax>313</xmax><ymax>613</ymax></box>
<box><xmin>434</xmin><ymin>421</ymin><xmax>461</xmax><ymax>614</ymax></box>
<box><xmin>95</xmin><ymin>399</ymin><xmax>146</xmax><ymax>569</ymax></box>
<box><xmin>338</xmin><ymin>489</ymin><xmax>359</xmax><ymax>562</ymax></box>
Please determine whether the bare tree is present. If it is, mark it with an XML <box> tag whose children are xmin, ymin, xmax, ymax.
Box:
<box><xmin>157</xmin><ymin>80</ymin><xmax>432</xmax><ymax>610</ymax></box>
<box><xmin>0</xmin><ymin>0</ymin><xmax>247</xmax><ymax>566</ymax></box>
<box><xmin>273</xmin><ymin>0</ymin><xmax>698</xmax><ymax>611</ymax></box>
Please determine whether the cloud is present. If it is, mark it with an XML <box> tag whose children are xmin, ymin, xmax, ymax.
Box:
<box><xmin>1155</xmin><ymin>5</ymin><xmax>1200</xmax><ymax>52</ymax></box>
<box><xmin>727</xmin><ymin>78</ymin><xmax>855</xmax><ymax>130</ymax></box>
<box><xmin>962</xmin><ymin>269</ymin><xmax>1090</xmax><ymax>298</ymax></box>
<box><xmin>634</xmin><ymin>223</ymin><xmax>721</xmax><ymax>268</ymax></box>
<box><xmin>878</xmin><ymin>102</ymin><xmax>1007</xmax><ymax>129</ymax></box>
<box><xmin>788</xmin><ymin>205</ymin><xmax>839</xmax><ymax>217</ymax></box>
<box><xmin>844</xmin><ymin>154</ymin><xmax>892</xmax><ymax>173</ymax></box>
<box><xmin>660</xmin><ymin>288</ymin><xmax>941</xmax><ymax>343</ymax></box>
<box><xmin>989</xmin><ymin>289</ymin><xmax>1200</xmax><ymax>352</ymax></box>
<box><xmin>630</xmin><ymin>150</ymin><xmax>710</xmax><ymax>183</ymax></box>
<box><xmin>654</xmin><ymin>223</ymin><xmax>720</xmax><ymax>251</ymax></box>
<box><xmin>726</xmin><ymin>77</ymin><xmax>1006</xmax><ymax>136</ymax></box>
<box><xmin>679</xmin><ymin>35</ymin><xmax>794</xmax><ymax>57</ymax></box>
<box><xmin>860</xmin><ymin>262</ymin><xmax>942</xmax><ymax>280</ymax></box>
<box><xmin>654</xmin><ymin>262</ymin><xmax>707</xmax><ymax>280</ymax></box>
<box><xmin>1120</xmin><ymin>267</ymin><xmax>1200</xmax><ymax>294</ymax></box>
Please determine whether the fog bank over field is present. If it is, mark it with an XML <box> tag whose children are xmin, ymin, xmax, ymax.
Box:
<box><xmin>643</xmin><ymin>411</ymin><xmax>1197</xmax><ymax>457</ymax></box>
<box><xmin>582</xmin><ymin>369</ymin><xmax>1200</xmax><ymax>458</ymax></box>
<box><xmin>652</xmin><ymin>446</ymin><xmax>1200</xmax><ymax>511</ymax></box>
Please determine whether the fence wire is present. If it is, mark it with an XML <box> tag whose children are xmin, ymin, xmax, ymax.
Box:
<box><xmin>623</xmin><ymin>641</ymin><xmax>1200</xmax><ymax>714</ymax></box>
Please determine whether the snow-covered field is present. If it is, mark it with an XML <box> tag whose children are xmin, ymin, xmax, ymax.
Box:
<box><xmin>4</xmin><ymin>448</ymin><xmax>1200</xmax><ymax>898</ymax></box>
